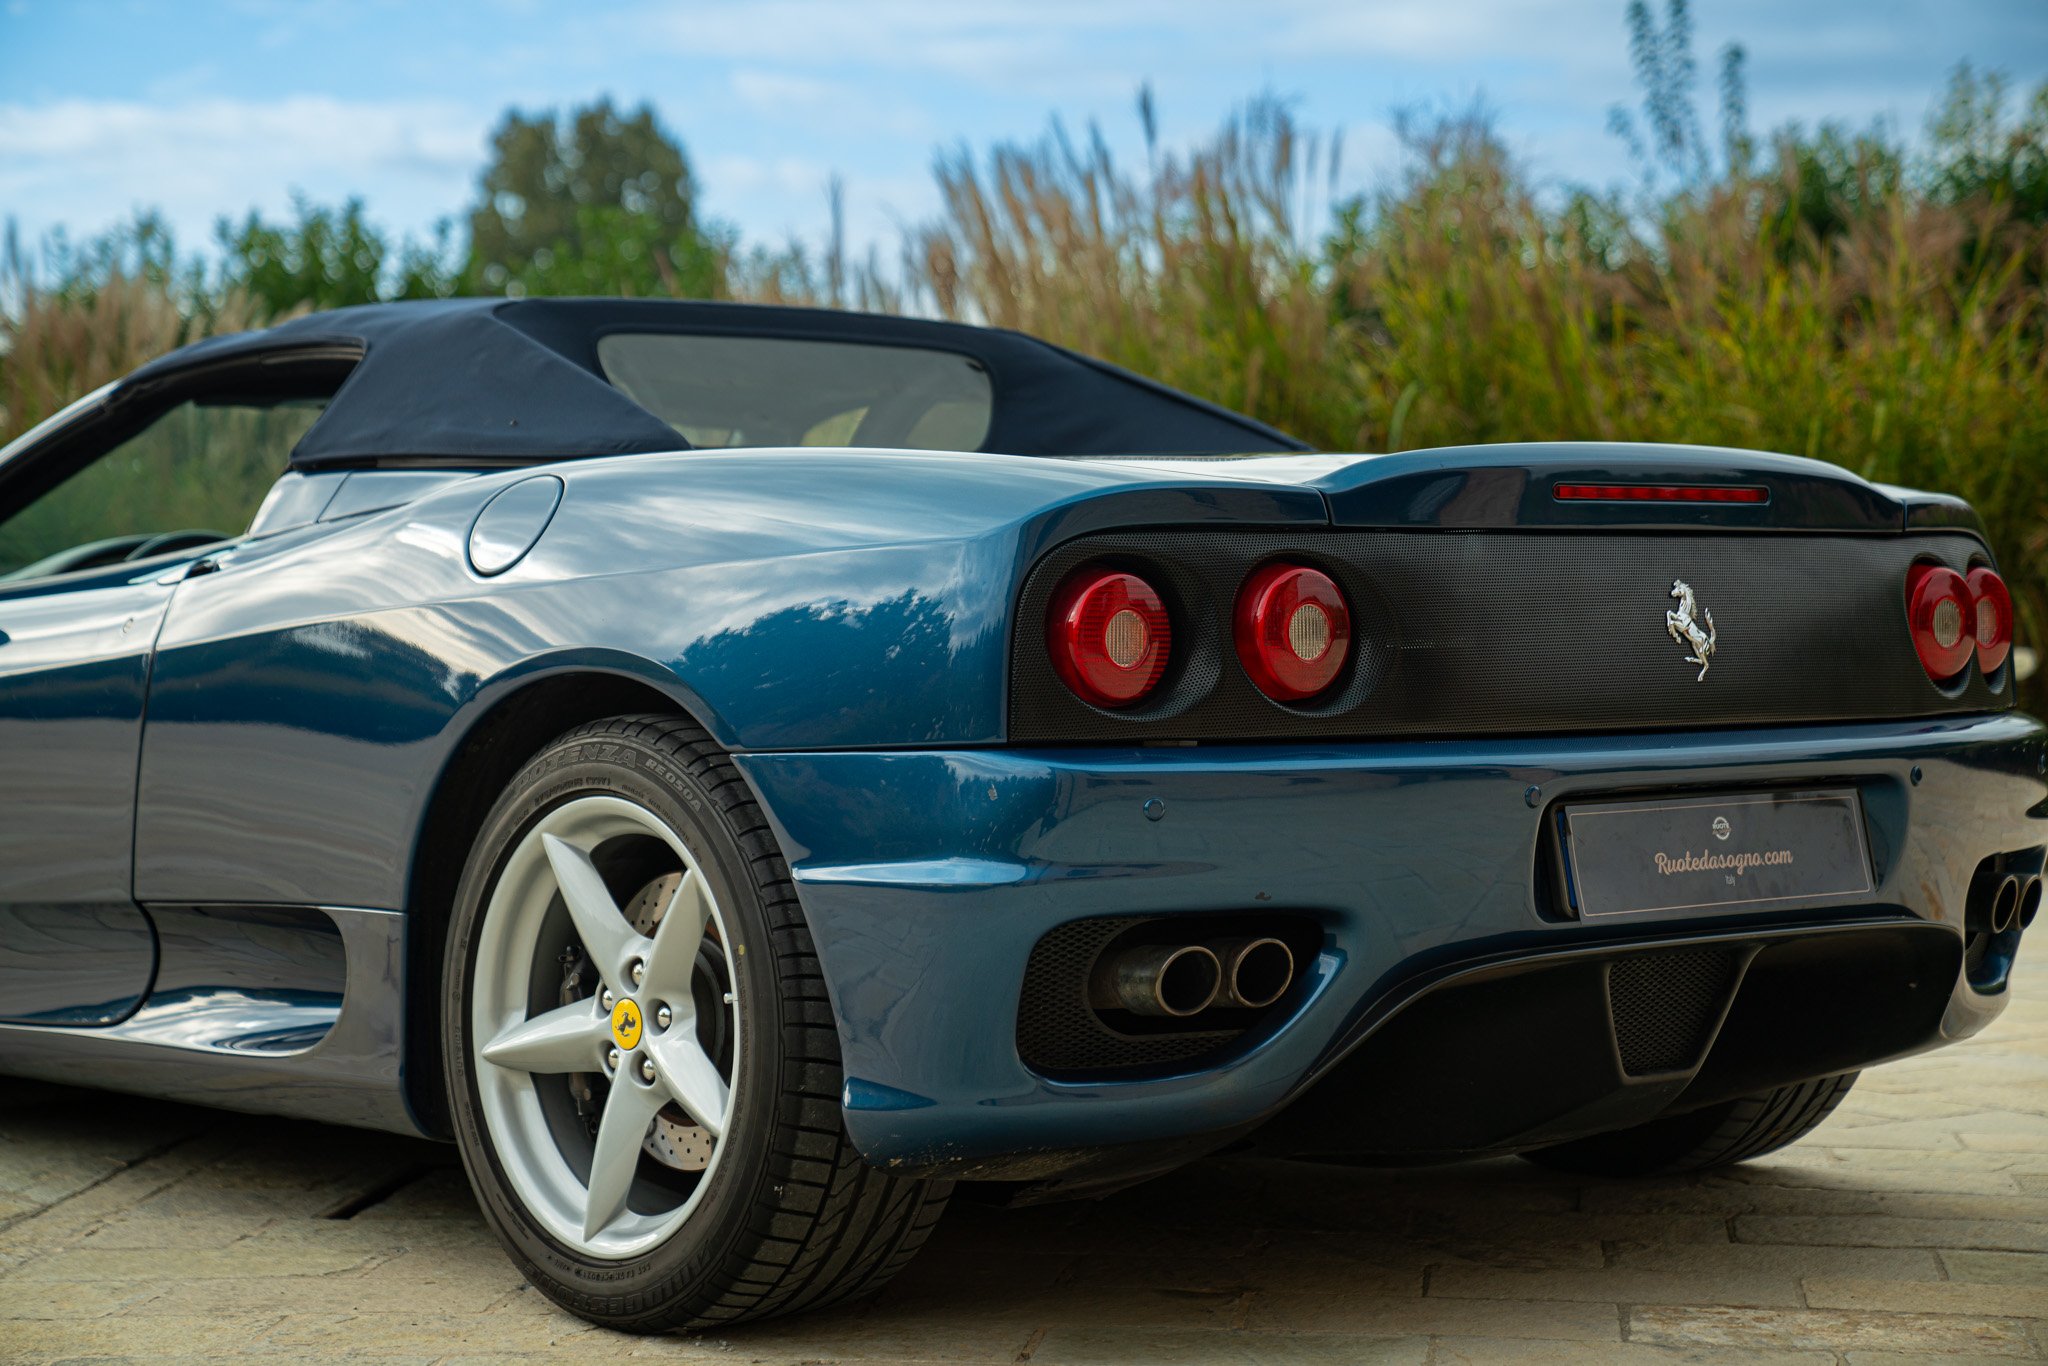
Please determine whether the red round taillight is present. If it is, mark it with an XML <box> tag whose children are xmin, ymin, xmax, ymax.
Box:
<box><xmin>1047</xmin><ymin>569</ymin><xmax>1171</xmax><ymax>708</ymax></box>
<box><xmin>1968</xmin><ymin>567</ymin><xmax>2014</xmax><ymax>674</ymax></box>
<box><xmin>1235</xmin><ymin>563</ymin><xmax>1352</xmax><ymax>701</ymax></box>
<box><xmin>1905</xmin><ymin>563</ymin><xmax>1974</xmax><ymax>681</ymax></box>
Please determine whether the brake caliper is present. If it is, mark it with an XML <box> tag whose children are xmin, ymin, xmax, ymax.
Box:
<box><xmin>557</xmin><ymin>946</ymin><xmax>602</xmax><ymax>1136</ymax></box>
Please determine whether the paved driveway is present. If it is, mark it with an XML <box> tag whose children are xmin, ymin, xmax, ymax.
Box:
<box><xmin>3</xmin><ymin>968</ymin><xmax>2044</xmax><ymax>1363</ymax></box>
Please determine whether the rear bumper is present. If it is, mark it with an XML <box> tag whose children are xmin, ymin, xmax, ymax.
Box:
<box><xmin>735</xmin><ymin>712</ymin><xmax>2047</xmax><ymax>1177</ymax></box>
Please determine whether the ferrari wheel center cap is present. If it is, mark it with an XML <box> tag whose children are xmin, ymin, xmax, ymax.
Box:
<box><xmin>610</xmin><ymin>997</ymin><xmax>643</xmax><ymax>1051</ymax></box>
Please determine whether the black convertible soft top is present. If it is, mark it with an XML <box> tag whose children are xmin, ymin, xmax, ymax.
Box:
<box><xmin>122</xmin><ymin>298</ymin><xmax>1308</xmax><ymax>469</ymax></box>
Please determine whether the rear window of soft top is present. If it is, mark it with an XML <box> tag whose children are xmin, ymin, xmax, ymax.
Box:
<box><xmin>596</xmin><ymin>333</ymin><xmax>994</xmax><ymax>452</ymax></box>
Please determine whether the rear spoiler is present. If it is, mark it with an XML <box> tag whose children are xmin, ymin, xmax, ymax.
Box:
<box><xmin>1069</xmin><ymin>442</ymin><xmax>1984</xmax><ymax>538</ymax></box>
<box><xmin>1305</xmin><ymin>442</ymin><xmax>1933</xmax><ymax>534</ymax></box>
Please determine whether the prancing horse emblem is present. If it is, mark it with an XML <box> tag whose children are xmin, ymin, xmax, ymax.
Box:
<box><xmin>1666</xmin><ymin>579</ymin><xmax>1717</xmax><ymax>681</ymax></box>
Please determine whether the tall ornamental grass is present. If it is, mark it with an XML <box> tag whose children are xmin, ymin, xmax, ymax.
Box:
<box><xmin>904</xmin><ymin>102</ymin><xmax>2048</xmax><ymax>708</ymax></box>
<box><xmin>0</xmin><ymin>227</ymin><xmax>271</xmax><ymax>444</ymax></box>
<box><xmin>2</xmin><ymin>91</ymin><xmax>2043</xmax><ymax>708</ymax></box>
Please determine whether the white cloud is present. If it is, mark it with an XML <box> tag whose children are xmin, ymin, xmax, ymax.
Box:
<box><xmin>622</xmin><ymin>0</ymin><xmax>1177</xmax><ymax>100</ymax></box>
<box><xmin>0</xmin><ymin>95</ymin><xmax>479</xmax><ymax>171</ymax></box>
<box><xmin>701</xmin><ymin>151</ymin><xmax>840</xmax><ymax>201</ymax></box>
<box><xmin>727</xmin><ymin>68</ymin><xmax>935</xmax><ymax>139</ymax></box>
<box><xmin>627</xmin><ymin>0</ymin><xmax>1630</xmax><ymax>83</ymax></box>
<box><xmin>0</xmin><ymin>96</ymin><xmax>488</xmax><ymax>251</ymax></box>
<box><xmin>5</xmin><ymin>0</ymin><xmax>2038</xmax><ymax>274</ymax></box>
<box><xmin>633</xmin><ymin>0</ymin><xmax>1151</xmax><ymax>68</ymax></box>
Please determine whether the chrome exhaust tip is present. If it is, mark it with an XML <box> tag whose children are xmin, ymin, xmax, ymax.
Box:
<box><xmin>1991</xmin><ymin>876</ymin><xmax>2022</xmax><ymax>934</ymax></box>
<box><xmin>1211</xmin><ymin>937</ymin><xmax>1296</xmax><ymax>1009</ymax></box>
<box><xmin>2021</xmin><ymin>877</ymin><xmax>2042</xmax><ymax>931</ymax></box>
<box><xmin>1091</xmin><ymin>944</ymin><xmax>1222</xmax><ymax>1017</ymax></box>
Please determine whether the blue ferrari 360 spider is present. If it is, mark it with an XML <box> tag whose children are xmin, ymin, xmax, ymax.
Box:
<box><xmin>0</xmin><ymin>298</ymin><xmax>2038</xmax><ymax>1329</ymax></box>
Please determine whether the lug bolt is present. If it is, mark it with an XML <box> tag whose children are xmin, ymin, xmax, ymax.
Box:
<box><xmin>639</xmin><ymin>1057</ymin><xmax>657</xmax><ymax>1083</ymax></box>
<box><xmin>606</xmin><ymin>1047</ymin><xmax>621</xmax><ymax>1071</ymax></box>
<box><xmin>655</xmin><ymin>1005</ymin><xmax>673</xmax><ymax>1031</ymax></box>
<box><xmin>628</xmin><ymin>959</ymin><xmax>645</xmax><ymax>987</ymax></box>
<box><xmin>600</xmin><ymin>989</ymin><xmax>614</xmax><ymax>1011</ymax></box>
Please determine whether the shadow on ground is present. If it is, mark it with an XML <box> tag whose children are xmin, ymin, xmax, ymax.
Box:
<box><xmin>2</xmin><ymin>968</ymin><xmax>2044</xmax><ymax>1363</ymax></box>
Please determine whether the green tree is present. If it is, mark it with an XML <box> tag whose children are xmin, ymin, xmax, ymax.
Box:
<box><xmin>214</xmin><ymin>197</ymin><xmax>388</xmax><ymax>316</ymax></box>
<box><xmin>28</xmin><ymin>210</ymin><xmax>201</xmax><ymax>305</ymax></box>
<box><xmin>463</xmin><ymin>98</ymin><xmax>723</xmax><ymax>297</ymax></box>
<box><xmin>213</xmin><ymin>198</ymin><xmax>458</xmax><ymax>319</ymax></box>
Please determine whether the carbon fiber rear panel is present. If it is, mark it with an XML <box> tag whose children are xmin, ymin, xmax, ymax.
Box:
<box><xmin>1009</xmin><ymin>529</ymin><xmax>2008</xmax><ymax>742</ymax></box>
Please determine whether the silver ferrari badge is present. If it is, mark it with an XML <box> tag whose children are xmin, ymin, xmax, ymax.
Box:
<box><xmin>1665</xmin><ymin>579</ymin><xmax>1717</xmax><ymax>681</ymax></box>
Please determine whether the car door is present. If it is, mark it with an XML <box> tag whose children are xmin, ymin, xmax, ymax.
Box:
<box><xmin>0</xmin><ymin>371</ymin><xmax>334</xmax><ymax>1025</ymax></box>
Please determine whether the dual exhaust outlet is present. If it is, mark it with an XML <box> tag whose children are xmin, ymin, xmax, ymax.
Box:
<box><xmin>1090</xmin><ymin>937</ymin><xmax>1297</xmax><ymax>1018</ymax></box>
<box><xmin>1985</xmin><ymin>874</ymin><xmax>2043</xmax><ymax>935</ymax></box>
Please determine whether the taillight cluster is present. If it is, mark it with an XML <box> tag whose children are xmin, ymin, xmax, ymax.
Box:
<box><xmin>1234</xmin><ymin>564</ymin><xmax>1352</xmax><ymax>701</ymax></box>
<box><xmin>1047</xmin><ymin>562</ymin><xmax>1352</xmax><ymax>710</ymax></box>
<box><xmin>1905</xmin><ymin>563</ymin><xmax>2012</xmax><ymax>682</ymax></box>
<box><xmin>1046</xmin><ymin>571</ymin><xmax>1172</xmax><ymax>708</ymax></box>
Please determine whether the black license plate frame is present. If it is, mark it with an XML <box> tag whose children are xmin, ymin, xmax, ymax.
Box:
<box><xmin>1558</xmin><ymin>788</ymin><xmax>1874</xmax><ymax>921</ymax></box>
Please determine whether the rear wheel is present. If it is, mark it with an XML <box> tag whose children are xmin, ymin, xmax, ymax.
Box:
<box><xmin>442</xmin><ymin>714</ymin><xmax>949</xmax><ymax>1331</ymax></box>
<box><xmin>1521</xmin><ymin>1073</ymin><xmax>1858</xmax><ymax>1177</ymax></box>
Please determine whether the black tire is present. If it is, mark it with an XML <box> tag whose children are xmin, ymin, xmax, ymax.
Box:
<box><xmin>442</xmin><ymin>714</ymin><xmax>950</xmax><ymax>1332</ymax></box>
<box><xmin>1520</xmin><ymin>1072</ymin><xmax>1858</xmax><ymax>1177</ymax></box>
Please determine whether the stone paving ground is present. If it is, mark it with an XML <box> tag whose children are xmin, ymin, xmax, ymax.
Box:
<box><xmin>2</xmin><ymin>967</ymin><xmax>2044</xmax><ymax>1365</ymax></box>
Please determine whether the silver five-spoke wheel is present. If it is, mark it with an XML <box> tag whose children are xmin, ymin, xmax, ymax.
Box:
<box><xmin>471</xmin><ymin>793</ymin><xmax>740</xmax><ymax>1259</ymax></box>
<box><xmin>445</xmin><ymin>715</ymin><xmax>948</xmax><ymax>1331</ymax></box>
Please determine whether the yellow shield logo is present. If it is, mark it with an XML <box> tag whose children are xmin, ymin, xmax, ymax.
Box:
<box><xmin>610</xmin><ymin>998</ymin><xmax>643</xmax><ymax>1050</ymax></box>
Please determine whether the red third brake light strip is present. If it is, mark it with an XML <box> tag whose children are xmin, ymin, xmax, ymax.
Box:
<box><xmin>1554</xmin><ymin>483</ymin><xmax>1771</xmax><ymax>504</ymax></box>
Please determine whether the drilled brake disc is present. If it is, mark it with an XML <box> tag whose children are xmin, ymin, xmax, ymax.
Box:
<box><xmin>624</xmin><ymin>873</ymin><xmax>716</xmax><ymax>1173</ymax></box>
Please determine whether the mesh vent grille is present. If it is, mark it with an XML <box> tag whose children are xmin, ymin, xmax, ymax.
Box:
<box><xmin>1016</xmin><ymin>918</ymin><xmax>1241</xmax><ymax>1074</ymax></box>
<box><xmin>1608</xmin><ymin>947</ymin><xmax>1743</xmax><ymax>1076</ymax></box>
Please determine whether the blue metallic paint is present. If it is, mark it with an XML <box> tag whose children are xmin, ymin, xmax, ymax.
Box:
<box><xmin>1107</xmin><ymin>444</ymin><xmax>1967</xmax><ymax>534</ymax></box>
<box><xmin>139</xmin><ymin>904</ymin><xmax>347</xmax><ymax>1053</ymax></box>
<box><xmin>467</xmin><ymin>476</ymin><xmax>564</xmax><ymax>575</ymax></box>
<box><xmin>0</xmin><ymin>434</ymin><xmax>2039</xmax><ymax>1161</ymax></box>
<box><xmin>320</xmin><ymin>469</ymin><xmax>479</xmax><ymax>525</ymax></box>
<box><xmin>0</xmin><ymin>905</ymin><xmax>412</xmax><ymax>1131</ymax></box>
<box><xmin>131</xmin><ymin>450</ymin><xmax>1321</xmax><ymax>908</ymax></box>
<box><xmin>0</xmin><ymin>556</ymin><xmax>186</xmax><ymax>1024</ymax></box>
<box><xmin>0</xmin><ymin>904</ymin><xmax>155</xmax><ymax>1025</ymax></box>
<box><xmin>735</xmin><ymin>713</ymin><xmax>2045</xmax><ymax>1167</ymax></box>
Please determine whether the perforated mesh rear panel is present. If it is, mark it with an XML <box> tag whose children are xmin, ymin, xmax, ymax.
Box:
<box><xmin>1608</xmin><ymin>947</ymin><xmax>1743</xmax><ymax>1075</ymax></box>
<box><xmin>1015</xmin><ymin>918</ymin><xmax>1241</xmax><ymax>1073</ymax></box>
<box><xmin>1010</xmin><ymin>529</ymin><xmax>2006</xmax><ymax>742</ymax></box>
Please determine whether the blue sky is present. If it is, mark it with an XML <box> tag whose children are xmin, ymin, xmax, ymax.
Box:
<box><xmin>3</xmin><ymin>0</ymin><xmax>2045</xmax><ymax>266</ymax></box>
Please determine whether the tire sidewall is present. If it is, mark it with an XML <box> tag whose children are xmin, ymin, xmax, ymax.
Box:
<box><xmin>441</xmin><ymin>725</ymin><xmax>785</xmax><ymax>1317</ymax></box>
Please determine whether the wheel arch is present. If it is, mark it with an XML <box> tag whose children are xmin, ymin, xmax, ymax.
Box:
<box><xmin>399</xmin><ymin>658</ymin><xmax>723</xmax><ymax>1136</ymax></box>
